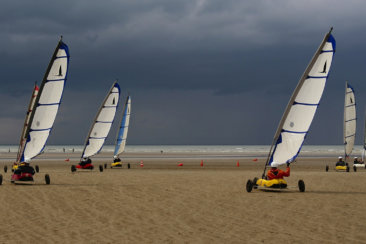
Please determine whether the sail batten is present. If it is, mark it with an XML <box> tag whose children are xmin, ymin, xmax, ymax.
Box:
<box><xmin>114</xmin><ymin>96</ymin><xmax>131</xmax><ymax>157</ymax></box>
<box><xmin>344</xmin><ymin>82</ymin><xmax>356</xmax><ymax>157</ymax></box>
<box><xmin>265</xmin><ymin>29</ymin><xmax>336</xmax><ymax>168</ymax></box>
<box><xmin>20</xmin><ymin>40</ymin><xmax>70</xmax><ymax>162</ymax></box>
<box><xmin>81</xmin><ymin>82</ymin><xmax>120</xmax><ymax>159</ymax></box>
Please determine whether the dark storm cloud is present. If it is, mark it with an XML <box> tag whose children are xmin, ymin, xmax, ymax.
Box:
<box><xmin>1</xmin><ymin>0</ymin><xmax>366</xmax><ymax>145</ymax></box>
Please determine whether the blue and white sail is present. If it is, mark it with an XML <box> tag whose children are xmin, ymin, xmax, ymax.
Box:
<box><xmin>362</xmin><ymin>110</ymin><xmax>366</xmax><ymax>161</ymax></box>
<box><xmin>114</xmin><ymin>96</ymin><xmax>131</xmax><ymax>157</ymax></box>
<box><xmin>266</xmin><ymin>29</ymin><xmax>336</xmax><ymax>167</ymax></box>
<box><xmin>344</xmin><ymin>82</ymin><xmax>356</xmax><ymax>158</ymax></box>
<box><xmin>21</xmin><ymin>39</ymin><xmax>70</xmax><ymax>162</ymax></box>
<box><xmin>81</xmin><ymin>82</ymin><xmax>120</xmax><ymax>159</ymax></box>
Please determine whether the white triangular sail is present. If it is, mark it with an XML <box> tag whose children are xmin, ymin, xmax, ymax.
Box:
<box><xmin>114</xmin><ymin>96</ymin><xmax>131</xmax><ymax>156</ymax></box>
<box><xmin>21</xmin><ymin>40</ymin><xmax>70</xmax><ymax>162</ymax></box>
<box><xmin>344</xmin><ymin>82</ymin><xmax>356</xmax><ymax>157</ymax></box>
<box><xmin>81</xmin><ymin>82</ymin><xmax>120</xmax><ymax>158</ymax></box>
<box><xmin>266</xmin><ymin>29</ymin><xmax>336</xmax><ymax>168</ymax></box>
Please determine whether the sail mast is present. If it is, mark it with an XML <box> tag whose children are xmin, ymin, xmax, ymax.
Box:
<box><xmin>363</xmin><ymin>108</ymin><xmax>366</xmax><ymax>162</ymax></box>
<box><xmin>16</xmin><ymin>83</ymin><xmax>39</xmax><ymax>163</ymax></box>
<box><xmin>343</xmin><ymin>81</ymin><xmax>347</xmax><ymax>159</ymax></box>
<box><xmin>261</xmin><ymin>28</ymin><xmax>335</xmax><ymax>178</ymax></box>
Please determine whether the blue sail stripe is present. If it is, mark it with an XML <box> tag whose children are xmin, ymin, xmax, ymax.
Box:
<box><xmin>320</xmin><ymin>50</ymin><xmax>334</xmax><ymax>53</ymax></box>
<box><xmin>55</xmin><ymin>56</ymin><xmax>68</xmax><ymax>59</ymax></box>
<box><xmin>293</xmin><ymin>102</ymin><xmax>319</xmax><ymax>106</ymax></box>
<box><xmin>345</xmin><ymin>118</ymin><xmax>357</xmax><ymax>122</ymax></box>
<box><xmin>345</xmin><ymin>134</ymin><xmax>356</xmax><ymax>138</ymax></box>
<box><xmin>281</xmin><ymin>129</ymin><xmax>308</xmax><ymax>134</ymax></box>
<box><xmin>46</xmin><ymin>78</ymin><xmax>65</xmax><ymax>82</ymax></box>
<box><xmin>307</xmin><ymin>75</ymin><xmax>328</xmax><ymax>79</ymax></box>
<box><xmin>30</xmin><ymin>128</ymin><xmax>51</xmax><ymax>132</ymax></box>
<box><xmin>37</xmin><ymin>102</ymin><xmax>60</xmax><ymax>106</ymax></box>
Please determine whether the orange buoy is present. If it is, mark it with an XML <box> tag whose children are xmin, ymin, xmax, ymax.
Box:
<box><xmin>65</xmin><ymin>158</ymin><xmax>70</xmax><ymax>162</ymax></box>
<box><xmin>236</xmin><ymin>161</ymin><xmax>240</xmax><ymax>167</ymax></box>
<box><xmin>140</xmin><ymin>161</ymin><xmax>144</xmax><ymax>167</ymax></box>
<box><xmin>200</xmin><ymin>160</ymin><xmax>203</xmax><ymax>167</ymax></box>
<box><xmin>252</xmin><ymin>158</ymin><xmax>258</xmax><ymax>162</ymax></box>
<box><xmin>178</xmin><ymin>163</ymin><xmax>183</xmax><ymax>167</ymax></box>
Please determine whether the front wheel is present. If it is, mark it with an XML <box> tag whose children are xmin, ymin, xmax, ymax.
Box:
<box><xmin>298</xmin><ymin>180</ymin><xmax>305</xmax><ymax>192</ymax></box>
<box><xmin>346</xmin><ymin>166</ymin><xmax>350</xmax><ymax>172</ymax></box>
<box><xmin>354</xmin><ymin>166</ymin><xmax>357</xmax><ymax>172</ymax></box>
<box><xmin>246</xmin><ymin>180</ymin><xmax>253</xmax><ymax>193</ymax></box>
<box><xmin>128</xmin><ymin>163</ymin><xmax>131</xmax><ymax>169</ymax></box>
<box><xmin>71</xmin><ymin>165</ymin><xmax>76</xmax><ymax>172</ymax></box>
<box><xmin>325</xmin><ymin>165</ymin><xmax>329</xmax><ymax>172</ymax></box>
<box><xmin>4</xmin><ymin>165</ymin><xmax>7</xmax><ymax>173</ymax></box>
<box><xmin>104</xmin><ymin>164</ymin><xmax>107</xmax><ymax>169</ymax></box>
<box><xmin>0</xmin><ymin>174</ymin><xmax>2</xmax><ymax>185</ymax></box>
<box><xmin>45</xmin><ymin>174</ymin><xmax>50</xmax><ymax>185</ymax></box>
<box><xmin>99</xmin><ymin>165</ymin><xmax>103</xmax><ymax>172</ymax></box>
<box><xmin>35</xmin><ymin>165</ymin><xmax>39</xmax><ymax>173</ymax></box>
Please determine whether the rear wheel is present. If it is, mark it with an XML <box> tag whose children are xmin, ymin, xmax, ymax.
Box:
<box><xmin>90</xmin><ymin>165</ymin><xmax>94</xmax><ymax>170</ymax></box>
<box><xmin>104</xmin><ymin>164</ymin><xmax>107</xmax><ymax>169</ymax></box>
<box><xmin>45</xmin><ymin>174</ymin><xmax>50</xmax><ymax>185</ymax></box>
<box><xmin>246</xmin><ymin>180</ymin><xmax>253</xmax><ymax>193</ymax></box>
<box><xmin>35</xmin><ymin>165</ymin><xmax>39</xmax><ymax>173</ymax></box>
<box><xmin>354</xmin><ymin>166</ymin><xmax>357</xmax><ymax>172</ymax></box>
<box><xmin>99</xmin><ymin>165</ymin><xmax>103</xmax><ymax>172</ymax></box>
<box><xmin>4</xmin><ymin>165</ymin><xmax>7</xmax><ymax>173</ymax></box>
<box><xmin>128</xmin><ymin>163</ymin><xmax>131</xmax><ymax>169</ymax></box>
<box><xmin>0</xmin><ymin>174</ymin><xmax>2</xmax><ymax>185</ymax></box>
<box><xmin>325</xmin><ymin>165</ymin><xmax>329</xmax><ymax>172</ymax></box>
<box><xmin>71</xmin><ymin>165</ymin><xmax>76</xmax><ymax>172</ymax></box>
<box><xmin>346</xmin><ymin>166</ymin><xmax>350</xmax><ymax>172</ymax></box>
<box><xmin>298</xmin><ymin>180</ymin><xmax>305</xmax><ymax>192</ymax></box>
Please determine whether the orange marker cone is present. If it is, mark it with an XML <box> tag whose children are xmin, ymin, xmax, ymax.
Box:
<box><xmin>200</xmin><ymin>160</ymin><xmax>203</xmax><ymax>167</ymax></box>
<box><xmin>65</xmin><ymin>158</ymin><xmax>70</xmax><ymax>162</ymax></box>
<box><xmin>178</xmin><ymin>163</ymin><xmax>183</xmax><ymax>167</ymax></box>
<box><xmin>140</xmin><ymin>161</ymin><xmax>144</xmax><ymax>168</ymax></box>
<box><xmin>252</xmin><ymin>158</ymin><xmax>258</xmax><ymax>162</ymax></box>
<box><xmin>236</xmin><ymin>161</ymin><xmax>240</xmax><ymax>167</ymax></box>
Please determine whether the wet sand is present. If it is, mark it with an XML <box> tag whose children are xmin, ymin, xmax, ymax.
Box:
<box><xmin>0</xmin><ymin>153</ymin><xmax>365</xmax><ymax>243</ymax></box>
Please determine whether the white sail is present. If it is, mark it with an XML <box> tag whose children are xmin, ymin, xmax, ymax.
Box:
<box><xmin>114</xmin><ymin>96</ymin><xmax>131</xmax><ymax>156</ymax></box>
<box><xmin>21</xmin><ymin>40</ymin><xmax>70</xmax><ymax>162</ymax></box>
<box><xmin>81</xmin><ymin>82</ymin><xmax>120</xmax><ymax>158</ymax></box>
<box><xmin>344</xmin><ymin>82</ymin><xmax>356</xmax><ymax>157</ymax></box>
<box><xmin>267</xmin><ymin>29</ymin><xmax>336</xmax><ymax>167</ymax></box>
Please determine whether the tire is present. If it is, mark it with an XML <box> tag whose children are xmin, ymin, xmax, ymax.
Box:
<box><xmin>346</xmin><ymin>166</ymin><xmax>350</xmax><ymax>172</ymax></box>
<box><xmin>298</xmin><ymin>180</ymin><xmax>305</xmax><ymax>192</ymax></box>
<box><xmin>246</xmin><ymin>180</ymin><xmax>253</xmax><ymax>193</ymax></box>
<box><xmin>325</xmin><ymin>165</ymin><xmax>329</xmax><ymax>172</ymax></box>
<box><xmin>71</xmin><ymin>165</ymin><xmax>76</xmax><ymax>172</ymax></box>
<box><xmin>0</xmin><ymin>174</ymin><xmax>2</xmax><ymax>185</ymax></box>
<box><xmin>128</xmin><ymin>163</ymin><xmax>131</xmax><ymax>169</ymax></box>
<box><xmin>104</xmin><ymin>164</ymin><xmax>107</xmax><ymax>169</ymax></box>
<box><xmin>99</xmin><ymin>165</ymin><xmax>103</xmax><ymax>172</ymax></box>
<box><xmin>354</xmin><ymin>166</ymin><xmax>357</xmax><ymax>172</ymax></box>
<box><xmin>90</xmin><ymin>165</ymin><xmax>94</xmax><ymax>170</ymax></box>
<box><xmin>4</xmin><ymin>165</ymin><xmax>7</xmax><ymax>173</ymax></box>
<box><xmin>35</xmin><ymin>165</ymin><xmax>39</xmax><ymax>173</ymax></box>
<box><xmin>45</xmin><ymin>174</ymin><xmax>50</xmax><ymax>185</ymax></box>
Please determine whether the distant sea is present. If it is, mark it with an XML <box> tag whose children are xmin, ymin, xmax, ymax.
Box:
<box><xmin>0</xmin><ymin>145</ymin><xmax>364</xmax><ymax>157</ymax></box>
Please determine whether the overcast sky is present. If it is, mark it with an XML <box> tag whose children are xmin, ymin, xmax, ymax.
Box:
<box><xmin>1</xmin><ymin>0</ymin><xmax>366</xmax><ymax>146</ymax></box>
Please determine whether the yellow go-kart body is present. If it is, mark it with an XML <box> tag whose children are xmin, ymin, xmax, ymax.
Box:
<box><xmin>335</xmin><ymin>165</ymin><xmax>347</xmax><ymax>171</ymax></box>
<box><xmin>12</xmin><ymin>164</ymin><xmax>19</xmax><ymax>171</ymax></box>
<box><xmin>256</xmin><ymin>178</ymin><xmax>288</xmax><ymax>188</ymax></box>
<box><xmin>111</xmin><ymin>161</ymin><xmax>122</xmax><ymax>168</ymax></box>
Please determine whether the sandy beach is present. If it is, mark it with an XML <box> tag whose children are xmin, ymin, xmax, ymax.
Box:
<box><xmin>0</xmin><ymin>152</ymin><xmax>365</xmax><ymax>243</ymax></box>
